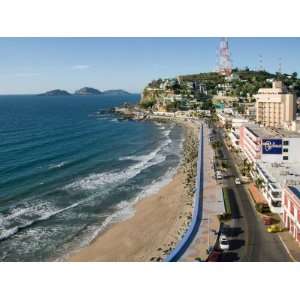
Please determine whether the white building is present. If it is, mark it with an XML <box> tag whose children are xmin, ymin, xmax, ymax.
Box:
<box><xmin>239</xmin><ymin>125</ymin><xmax>300</xmax><ymax>213</ymax></box>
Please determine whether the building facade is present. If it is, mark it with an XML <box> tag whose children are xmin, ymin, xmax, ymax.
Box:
<box><xmin>255</xmin><ymin>81</ymin><xmax>296</xmax><ymax>128</ymax></box>
<box><xmin>239</xmin><ymin>125</ymin><xmax>300</xmax><ymax>164</ymax></box>
<box><xmin>283</xmin><ymin>186</ymin><xmax>300</xmax><ymax>245</ymax></box>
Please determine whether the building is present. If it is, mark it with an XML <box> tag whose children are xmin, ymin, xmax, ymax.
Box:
<box><xmin>239</xmin><ymin>125</ymin><xmax>300</xmax><ymax>212</ymax></box>
<box><xmin>255</xmin><ymin>81</ymin><xmax>296</xmax><ymax>128</ymax></box>
<box><xmin>254</xmin><ymin>161</ymin><xmax>300</xmax><ymax>213</ymax></box>
<box><xmin>239</xmin><ymin>125</ymin><xmax>300</xmax><ymax>164</ymax></box>
<box><xmin>283</xmin><ymin>185</ymin><xmax>300</xmax><ymax>244</ymax></box>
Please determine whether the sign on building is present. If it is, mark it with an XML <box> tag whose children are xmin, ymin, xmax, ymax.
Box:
<box><xmin>262</xmin><ymin>139</ymin><xmax>283</xmax><ymax>154</ymax></box>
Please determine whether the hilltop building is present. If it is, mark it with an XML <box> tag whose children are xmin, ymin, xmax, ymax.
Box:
<box><xmin>255</xmin><ymin>81</ymin><xmax>296</xmax><ymax>128</ymax></box>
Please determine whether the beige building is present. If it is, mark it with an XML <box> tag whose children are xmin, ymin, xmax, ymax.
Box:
<box><xmin>255</xmin><ymin>81</ymin><xmax>296</xmax><ymax>128</ymax></box>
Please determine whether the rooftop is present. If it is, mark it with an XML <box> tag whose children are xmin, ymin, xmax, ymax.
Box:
<box><xmin>257</xmin><ymin>161</ymin><xmax>300</xmax><ymax>189</ymax></box>
<box><xmin>246</xmin><ymin>125</ymin><xmax>300</xmax><ymax>139</ymax></box>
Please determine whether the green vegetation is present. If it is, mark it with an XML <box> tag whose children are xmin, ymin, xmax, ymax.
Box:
<box><xmin>217</xmin><ymin>187</ymin><xmax>232</xmax><ymax>221</ymax></box>
<box><xmin>255</xmin><ymin>203</ymin><xmax>270</xmax><ymax>214</ymax></box>
<box><xmin>139</xmin><ymin>68</ymin><xmax>300</xmax><ymax>112</ymax></box>
<box><xmin>139</xmin><ymin>98</ymin><xmax>156</xmax><ymax>109</ymax></box>
<box><xmin>255</xmin><ymin>177</ymin><xmax>264</xmax><ymax>189</ymax></box>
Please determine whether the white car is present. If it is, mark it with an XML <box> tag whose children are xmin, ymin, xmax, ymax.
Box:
<box><xmin>219</xmin><ymin>236</ymin><xmax>230</xmax><ymax>251</ymax></box>
<box><xmin>216</xmin><ymin>170</ymin><xmax>223</xmax><ymax>180</ymax></box>
<box><xmin>235</xmin><ymin>177</ymin><xmax>241</xmax><ymax>185</ymax></box>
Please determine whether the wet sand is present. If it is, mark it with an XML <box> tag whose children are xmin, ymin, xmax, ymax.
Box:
<box><xmin>68</xmin><ymin>120</ymin><xmax>199</xmax><ymax>262</ymax></box>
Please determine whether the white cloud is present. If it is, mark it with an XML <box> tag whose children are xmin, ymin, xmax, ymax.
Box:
<box><xmin>72</xmin><ymin>64</ymin><xmax>90</xmax><ymax>70</ymax></box>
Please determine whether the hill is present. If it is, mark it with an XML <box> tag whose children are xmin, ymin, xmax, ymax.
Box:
<box><xmin>102</xmin><ymin>89</ymin><xmax>131</xmax><ymax>96</ymax></box>
<box><xmin>74</xmin><ymin>87</ymin><xmax>102</xmax><ymax>95</ymax></box>
<box><xmin>39</xmin><ymin>89</ymin><xmax>71</xmax><ymax>96</ymax></box>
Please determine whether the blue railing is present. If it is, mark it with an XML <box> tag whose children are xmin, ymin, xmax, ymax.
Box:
<box><xmin>165</xmin><ymin>124</ymin><xmax>204</xmax><ymax>262</ymax></box>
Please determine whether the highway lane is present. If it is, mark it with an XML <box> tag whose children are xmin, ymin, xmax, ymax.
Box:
<box><xmin>215</xmin><ymin>126</ymin><xmax>291</xmax><ymax>262</ymax></box>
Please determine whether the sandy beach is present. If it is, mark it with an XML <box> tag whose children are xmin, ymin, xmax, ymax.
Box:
<box><xmin>68</xmin><ymin>120</ymin><xmax>199</xmax><ymax>262</ymax></box>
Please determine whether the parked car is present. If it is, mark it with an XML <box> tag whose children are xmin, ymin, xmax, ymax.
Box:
<box><xmin>235</xmin><ymin>177</ymin><xmax>241</xmax><ymax>185</ymax></box>
<box><xmin>216</xmin><ymin>170</ymin><xmax>223</xmax><ymax>180</ymax></box>
<box><xmin>267</xmin><ymin>224</ymin><xmax>284</xmax><ymax>233</ymax></box>
<box><xmin>219</xmin><ymin>235</ymin><xmax>230</xmax><ymax>251</ymax></box>
<box><xmin>263</xmin><ymin>216</ymin><xmax>273</xmax><ymax>226</ymax></box>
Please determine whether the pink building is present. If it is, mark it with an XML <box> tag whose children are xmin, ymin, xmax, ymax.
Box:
<box><xmin>283</xmin><ymin>186</ymin><xmax>300</xmax><ymax>245</ymax></box>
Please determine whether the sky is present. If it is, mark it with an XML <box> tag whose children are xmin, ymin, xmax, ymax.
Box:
<box><xmin>0</xmin><ymin>37</ymin><xmax>300</xmax><ymax>94</ymax></box>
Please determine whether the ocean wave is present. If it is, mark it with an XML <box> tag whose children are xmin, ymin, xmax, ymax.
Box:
<box><xmin>0</xmin><ymin>199</ymin><xmax>87</xmax><ymax>242</ymax></box>
<box><xmin>71</xmin><ymin>166</ymin><xmax>178</xmax><ymax>251</ymax></box>
<box><xmin>67</xmin><ymin>130</ymin><xmax>173</xmax><ymax>192</ymax></box>
<box><xmin>66</xmin><ymin>152</ymin><xmax>167</xmax><ymax>191</ymax></box>
<box><xmin>48</xmin><ymin>161</ymin><xmax>67</xmax><ymax>169</ymax></box>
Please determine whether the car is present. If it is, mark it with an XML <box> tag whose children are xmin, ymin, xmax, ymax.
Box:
<box><xmin>219</xmin><ymin>235</ymin><xmax>230</xmax><ymax>251</ymax></box>
<box><xmin>216</xmin><ymin>170</ymin><xmax>223</xmax><ymax>180</ymax></box>
<box><xmin>267</xmin><ymin>224</ymin><xmax>284</xmax><ymax>233</ymax></box>
<box><xmin>263</xmin><ymin>216</ymin><xmax>273</xmax><ymax>225</ymax></box>
<box><xmin>235</xmin><ymin>178</ymin><xmax>241</xmax><ymax>185</ymax></box>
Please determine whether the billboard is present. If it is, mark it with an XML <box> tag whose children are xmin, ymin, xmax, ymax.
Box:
<box><xmin>262</xmin><ymin>139</ymin><xmax>282</xmax><ymax>154</ymax></box>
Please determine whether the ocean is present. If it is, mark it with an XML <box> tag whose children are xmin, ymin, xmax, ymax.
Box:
<box><xmin>0</xmin><ymin>94</ymin><xmax>184</xmax><ymax>261</ymax></box>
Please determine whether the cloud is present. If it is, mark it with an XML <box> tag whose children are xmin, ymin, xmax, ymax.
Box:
<box><xmin>72</xmin><ymin>64</ymin><xmax>90</xmax><ymax>70</ymax></box>
<box><xmin>15</xmin><ymin>72</ymin><xmax>40</xmax><ymax>77</ymax></box>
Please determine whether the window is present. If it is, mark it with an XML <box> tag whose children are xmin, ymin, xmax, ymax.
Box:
<box><xmin>283</xmin><ymin>156</ymin><xmax>289</xmax><ymax>160</ymax></box>
<box><xmin>290</xmin><ymin>203</ymin><xmax>294</xmax><ymax>215</ymax></box>
<box><xmin>283</xmin><ymin>148</ymin><xmax>288</xmax><ymax>153</ymax></box>
<box><xmin>283</xmin><ymin>140</ymin><xmax>289</xmax><ymax>146</ymax></box>
<box><xmin>284</xmin><ymin>195</ymin><xmax>288</xmax><ymax>207</ymax></box>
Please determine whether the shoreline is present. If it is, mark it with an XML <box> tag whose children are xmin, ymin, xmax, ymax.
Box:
<box><xmin>67</xmin><ymin>120</ymin><xmax>199</xmax><ymax>262</ymax></box>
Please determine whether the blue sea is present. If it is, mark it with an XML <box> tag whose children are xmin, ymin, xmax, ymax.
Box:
<box><xmin>0</xmin><ymin>94</ymin><xmax>184</xmax><ymax>261</ymax></box>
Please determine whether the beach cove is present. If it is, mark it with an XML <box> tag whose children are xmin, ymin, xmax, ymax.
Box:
<box><xmin>68</xmin><ymin>120</ymin><xmax>200</xmax><ymax>262</ymax></box>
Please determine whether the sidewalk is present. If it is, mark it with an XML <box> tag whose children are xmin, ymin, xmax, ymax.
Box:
<box><xmin>278</xmin><ymin>229</ymin><xmax>300</xmax><ymax>262</ymax></box>
<box><xmin>180</xmin><ymin>124</ymin><xmax>225</xmax><ymax>262</ymax></box>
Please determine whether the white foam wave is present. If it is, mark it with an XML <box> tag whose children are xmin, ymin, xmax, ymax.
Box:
<box><xmin>66</xmin><ymin>152</ymin><xmax>167</xmax><ymax>191</ymax></box>
<box><xmin>48</xmin><ymin>161</ymin><xmax>67</xmax><ymax>169</ymax></box>
<box><xmin>68</xmin><ymin>134</ymin><xmax>173</xmax><ymax>192</ymax></box>
<box><xmin>73</xmin><ymin>166</ymin><xmax>178</xmax><ymax>250</ymax></box>
<box><xmin>0</xmin><ymin>199</ymin><xmax>87</xmax><ymax>242</ymax></box>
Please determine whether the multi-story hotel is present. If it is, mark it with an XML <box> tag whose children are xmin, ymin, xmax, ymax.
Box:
<box><xmin>255</xmin><ymin>81</ymin><xmax>296</xmax><ymax>128</ymax></box>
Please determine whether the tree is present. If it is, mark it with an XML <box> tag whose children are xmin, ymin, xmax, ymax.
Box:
<box><xmin>292</xmin><ymin>72</ymin><xmax>298</xmax><ymax>79</ymax></box>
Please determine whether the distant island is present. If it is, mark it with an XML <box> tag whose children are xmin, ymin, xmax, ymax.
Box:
<box><xmin>75</xmin><ymin>87</ymin><xmax>102</xmax><ymax>95</ymax></box>
<box><xmin>102</xmin><ymin>89</ymin><xmax>131</xmax><ymax>96</ymax></box>
<box><xmin>39</xmin><ymin>87</ymin><xmax>132</xmax><ymax>96</ymax></box>
<box><xmin>39</xmin><ymin>89</ymin><xmax>71</xmax><ymax>96</ymax></box>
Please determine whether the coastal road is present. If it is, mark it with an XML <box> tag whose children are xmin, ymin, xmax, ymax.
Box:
<box><xmin>215</xmin><ymin>127</ymin><xmax>291</xmax><ymax>262</ymax></box>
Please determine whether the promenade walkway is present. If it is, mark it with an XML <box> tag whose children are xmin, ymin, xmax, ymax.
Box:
<box><xmin>180</xmin><ymin>123</ymin><xmax>224</xmax><ymax>261</ymax></box>
<box><xmin>165</xmin><ymin>122</ymin><xmax>224</xmax><ymax>262</ymax></box>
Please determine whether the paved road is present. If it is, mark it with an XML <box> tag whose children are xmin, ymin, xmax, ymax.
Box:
<box><xmin>215</xmin><ymin>127</ymin><xmax>291</xmax><ymax>262</ymax></box>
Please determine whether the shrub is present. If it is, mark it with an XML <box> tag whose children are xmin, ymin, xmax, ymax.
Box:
<box><xmin>222</xmin><ymin>188</ymin><xmax>232</xmax><ymax>216</ymax></box>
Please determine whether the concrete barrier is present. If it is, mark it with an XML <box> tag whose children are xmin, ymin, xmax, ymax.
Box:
<box><xmin>165</xmin><ymin>124</ymin><xmax>204</xmax><ymax>262</ymax></box>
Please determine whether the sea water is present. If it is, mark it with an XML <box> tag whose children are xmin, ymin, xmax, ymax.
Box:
<box><xmin>0</xmin><ymin>94</ymin><xmax>183</xmax><ymax>261</ymax></box>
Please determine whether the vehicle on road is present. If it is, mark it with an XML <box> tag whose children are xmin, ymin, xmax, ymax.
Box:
<box><xmin>267</xmin><ymin>224</ymin><xmax>285</xmax><ymax>233</ymax></box>
<box><xmin>219</xmin><ymin>235</ymin><xmax>230</xmax><ymax>251</ymax></box>
<box><xmin>235</xmin><ymin>177</ymin><xmax>241</xmax><ymax>185</ymax></box>
<box><xmin>263</xmin><ymin>216</ymin><xmax>273</xmax><ymax>225</ymax></box>
<box><xmin>216</xmin><ymin>170</ymin><xmax>223</xmax><ymax>180</ymax></box>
